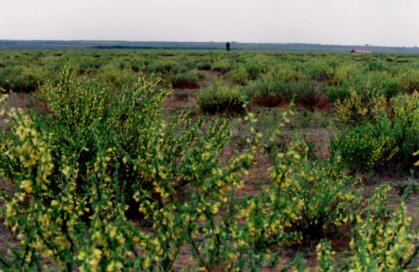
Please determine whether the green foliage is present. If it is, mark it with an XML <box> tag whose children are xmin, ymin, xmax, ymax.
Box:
<box><xmin>243</xmin><ymin>61</ymin><xmax>263</xmax><ymax>80</ymax></box>
<box><xmin>226</xmin><ymin>66</ymin><xmax>250</xmax><ymax>85</ymax></box>
<box><xmin>391</xmin><ymin>92</ymin><xmax>419</xmax><ymax>166</ymax></box>
<box><xmin>0</xmin><ymin>65</ymin><xmax>49</xmax><ymax>93</ymax></box>
<box><xmin>246</xmin><ymin>76</ymin><xmax>323</xmax><ymax>107</ymax></box>
<box><xmin>317</xmin><ymin>185</ymin><xmax>417</xmax><ymax>272</ymax></box>
<box><xmin>366</xmin><ymin>58</ymin><xmax>388</xmax><ymax>71</ymax></box>
<box><xmin>334</xmin><ymin>89</ymin><xmax>387</xmax><ymax>126</ymax></box>
<box><xmin>0</xmin><ymin>66</ymin><xmax>255</xmax><ymax>270</ymax></box>
<box><xmin>171</xmin><ymin>69</ymin><xmax>204</xmax><ymax>88</ymax></box>
<box><xmin>302</xmin><ymin>60</ymin><xmax>334</xmax><ymax>81</ymax></box>
<box><xmin>0</xmin><ymin>51</ymin><xmax>418</xmax><ymax>271</ymax></box>
<box><xmin>328</xmin><ymin>67</ymin><xmax>417</xmax><ymax>105</ymax></box>
<box><xmin>265</xmin><ymin>139</ymin><xmax>359</xmax><ymax>244</ymax></box>
<box><xmin>348</xmin><ymin>202</ymin><xmax>416</xmax><ymax>271</ymax></box>
<box><xmin>400</xmin><ymin>69</ymin><xmax>419</xmax><ymax>92</ymax></box>
<box><xmin>147</xmin><ymin>60</ymin><xmax>180</xmax><ymax>74</ymax></box>
<box><xmin>197</xmin><ymin>83</ymin><xmax>245</xmax><ymax>113</ymax></box>
<box><xmin>96</xmin><ymin>64</ymin><xmax>138</xmax><ymax>88</ymax></box>
<box><xmin>211</xmin><ymin>59</ymin><xmax>233</xmax><ymax>73</ymax></box>
<box><xmin>333</xmin><ymin>92</ymin><xmax>418</xmax><ymax>170</ymax></box>
<box><xmin>332</xmin><ymin>118</ymin><xmax>397</xmax><ymax>170</ymax></box>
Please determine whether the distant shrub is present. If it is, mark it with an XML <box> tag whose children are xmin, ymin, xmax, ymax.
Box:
<box><xmin>247</xmin><ymin>76</ymin><xmax>324</xmax><ymax>108</ymax></box>
<box><xmin>302</xmin><ymin>61</ymin><xmax>334</xmax><ymax>81</ymax></box>
<box><xmin>295</xmin><ymin>81</ymin><xmax>326</xmax><ymax>107</ymax></box>
<box><xmin>77</xmin><ymin>61</ymin><xmax>102</xmax><ymax>75</ymax></box>
<box><xmin>244</xmin><ymin>61</ymin><xmax>264</xmax><ymax>80</ymax></box>
<box><xmin>401</xmin><ymin>69</ymin><xmax>419</xmax><ymax>93</ymax></box>
<box><xmin>329</xmin><ymin>71</ymin><xmax>411</xmax><ymax>104</ymax></box>
<box><xmin>97</xmin><ymin>64</ymin><xmax>138</xmax><ymax>88</ymax></box>
<box><xmin>197</xmin><ymin>84</ymin><xmax>245</xmax><ymax>113</ymax></box>
<box><xmin>332</xmin><ymin>63</ymin><xmax>362</xmax><ymax>84</ymax></box>
<box><xmin>147</xmin><ymin>60</ymin><xmax>180</xmax><ymax>74</ymax></box>
<box><xmin>226</xmin><ymin>66</ymin><xmax>250</xmax><ymax>85</ymax></box>
<box><xmin>195</xmin><ymin>60</ymin><xmax>211</xmax><ymax>71</ymax></box>
<box><xmin>246</xmin><ymin>79</ymin><xmax>293</xmax><ymax>102</ymax></box>
<box><xmin>366</xmin><ymin>58</ymin><xmax>388</xmax><ymax>71</ymax></box>
<box><xmin>172</xmin><ymin>69</ymin><xmax>204</xmax><ymax>89</ymax></box>
<box><xmin>380</xmin><ymin>75</ymin><xmax>406</xmax><ymax>98</ymax></box>
<box><xmin>211</xmin><ymin>59</ymin><xmax>234</xmax><ymax>73</ymax></box>
<box><xmin>272</xmin><ymin>66</ymin><xmax>307</xmax><ymax>82</ymax></box>
<box><xmin>325</xmin><ymin>84</ymin><xmax>351</xmax><ymax>103</ymax></box>
<box><xmin>0</xmin><ymin>65</ymin><xmax>49</xmax><ymax>93</ymax></box>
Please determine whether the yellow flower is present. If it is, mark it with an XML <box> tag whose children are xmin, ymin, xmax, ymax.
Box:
<box><xmin>20</xmin><ymin>179</ymin><xmax>33</xmax><ymax>193</ymax></box>
<box><xmin>107</xmin><ymin>261</ymin><xmax>123</xmax><ymax>271</ymax></box>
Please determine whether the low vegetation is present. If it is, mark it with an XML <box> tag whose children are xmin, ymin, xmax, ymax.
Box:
<box><xmin>0</xmin><ymin>50</ymin><xmax>417</xmax><ymax>271</ymax></box>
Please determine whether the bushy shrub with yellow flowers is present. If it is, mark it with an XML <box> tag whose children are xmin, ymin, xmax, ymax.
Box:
<box><xmin>332</xmin><ymin>118</ymin><xmax>397</xmax><ymax>171</ymax></box>
<box><xmin>391</xmin><ymin>92</ymin><xmax>419</xmax><ymax>167</ymax></box>
<box><xmin>334</xmin><ymin>88</ymin><xmax>387</xmax><ymax>126</ymax></box>
<box><xmin>0</xmin><ymin>65</ymin><xmax>256</xmax><ymax>270</ymax></box>
<box><xmin>333</xmin><ymin>92</ymin><xmax>418</xmax><ymax>170</ymax></box>
<box><xmin>317</xmin><ymin>185</ymin><xmax>418</xmax><ymax>272</ymax></box>
<box><xmin>263</xmin><ymin>139</ymin><xmax>360</xmax><ymax>244</ymax></box>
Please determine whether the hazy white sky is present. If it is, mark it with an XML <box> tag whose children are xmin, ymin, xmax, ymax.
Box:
<box><xmin>1</xmin><ymin>0</ymin><xmax>418</xmax><ymax>46</ymax></box>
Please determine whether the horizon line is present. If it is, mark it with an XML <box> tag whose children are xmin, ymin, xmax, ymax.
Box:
<box><xmin>0</xmin><ymin>39</ymin><xmax>418</xmax><ymax>49</ymax></box>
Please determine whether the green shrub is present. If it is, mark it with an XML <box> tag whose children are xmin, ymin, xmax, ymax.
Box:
<box><xmin>334</xmin><ymin>89</ymin><xmax>388</xmax><ymax>126</ymax></box>
<box><xmin>237</xmin><ymin>137</ymin><xmax>360</xmax><ymax>250</ymax></box>
<box><xmin>329</xmin><ymin>70</ymin><xmax>412</xmax><ymax>106</ymax></box>
<box><xmin>302</xmin><ymin>61</ymin><xmax>334</xmax><ymax>81</ymax></box>
<box><xmin>243</xmin><ymin>61</ymin><xmax>264</xmax><ymax>80</ymax></box>
<box><xmin>211</xmin><ymin>59</ymin><xmax>233</xmax><ymax>73</ymax></box>
<box><xmin>390</xmin><ymin>92</ymin><xmax>419</xmax><ymax>166</ymax></box>
<box><xmin>317</xmin><ymin>185</ymin><xmax>417</xmax><ymax>272</ymax></box>
<box><xmin>171</xmin><ymin>69</ymin><xmax>204</xmax><ymax>89</ymax></box>
<box><xmin>226</xmin><ymin>66</ymin><xmax>250</xmax><ymax>85</ymax></box>
<box><xmin>0</xmin><ymin>65</ymin><xmax>49</xmax><ymax>93</ymax></box>
<box><xmin>325</xmin><ymin>84</ymin><xmax>351</xmax><ymax>103</ymax></box>
<box><xmin>97</xmin><ymin>64</ymin><xmax>138</xmax><ymax>88</ymax></box>
<box><xmin>295</xmin><ymin>81</ymin><xmax>325</xmax><ymax>106</ymax></box>
<box><xmin>197</xmin><ymin>84</ymin><xmax>245</xmax><ymax>113</ymax></box>
<box><xmin>366</xmin><ymin>58</ymin><xmax>388</xmax><ymax>71</ymax></box>
<box><xmin>333</xmin><ymin>63</ymin><xmax>361</xmax><ymax>82</ymax></box>
<box><xmin>267</xmin><ymin>140</ymin><xmax>360</xmax><ymax>243</ymax></box>
<box><xmin>332</xmin><ymin>118</ymin><xmax>397</xmax><ymax>170</ymax></box>
<box><xmin>246</xmin><ymin>78</ymin><xmax>290</xmax><ymax>100</ymax></box>
<box><xmin>334</xmin><ymin>92</ymin><xmax>418</xmax><ymax>170</ymax></box>
<box><xmin>77</xmin><ymin>61</ymin><xmax>102</xmax><ymax>75</ymax></box>
<box><xmin>247</xmin><ymin>76</ymin><xmax>323</xmax><ymax>107</ymax></box>
<box><xmin>401</xmin><ymin>70</ymin><xmax>419</xmax><ymax>92</ymax></box>
<box><xmin>0</xmin><ymin>65</ymin><xmax>255</xmax><ymax>270</ymax></box>
<box><xmin>195</xmin><ymin>59</ymin><xmax>212</xmax><ymax>70</ymax></box>
<box><xmin>147</xmin><ymin>60</ymin><xmax>180</xmax><ymax>74</ymax></box>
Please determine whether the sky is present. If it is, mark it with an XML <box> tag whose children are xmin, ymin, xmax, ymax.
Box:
<box><xmin>1</xmin><ymin>0</ymin><xmax>418</xmax><ymax>47</ymax></box>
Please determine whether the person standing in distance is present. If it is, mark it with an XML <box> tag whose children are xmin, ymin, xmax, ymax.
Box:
<box><xmin>226</xmin><ymin>42</ymin><xmax>231</xmax><ymax>51</ymax></box>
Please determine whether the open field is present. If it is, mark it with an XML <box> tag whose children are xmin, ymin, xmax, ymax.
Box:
<box><xmin>0</xmin><ymin>50</ymin><xmax>418</xmax><ymax>271</ymax></box>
